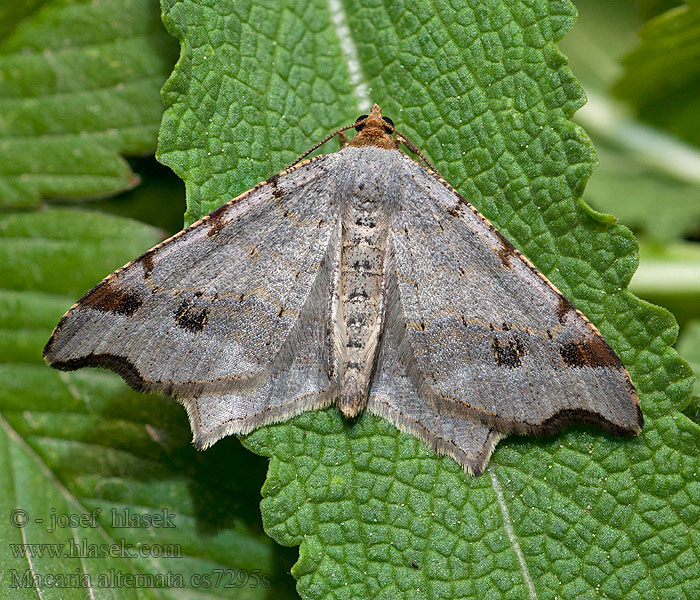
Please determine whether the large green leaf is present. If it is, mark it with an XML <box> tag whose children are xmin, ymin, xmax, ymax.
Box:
<box><xmin>0</xmin><ymin>209</ymin><xmax>298</xmax><ymax>598</ymax></box>
<box><xmin>158</xmin><ymin>0</ymin><xmax>357</xmax><ymax>225</ymax></box>
<box><xmin>156</xmin><ymin>1</ymin><xmax>697</xmax><ymax>599</ymax></box>
<box><xmin>613</xmin><ymin>1</ymin><xmax>700</xmax><ymax>148</ymax></box>
<box><xmin>0</xmin><ymin>0</ymin><xmax>178</xmax><ymax>208</ymax></box>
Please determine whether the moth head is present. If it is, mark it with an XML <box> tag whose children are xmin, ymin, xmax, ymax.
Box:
<box><xmin>349</xmin><ymin>104</ymin><xmax>398</xmax><ymax>150</ymax></box>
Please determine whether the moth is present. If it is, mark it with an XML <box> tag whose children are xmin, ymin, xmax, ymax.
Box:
<box><xmin>44</xmin><ymin>105</ymin><xmax>643</xmax><ymax>475</ymax></box>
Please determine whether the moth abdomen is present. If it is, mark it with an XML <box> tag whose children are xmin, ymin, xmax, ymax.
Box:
<box><xmin>336</xmin><ymin>168</ymin><xmax>389</xmax><ymax>416</ymax></box>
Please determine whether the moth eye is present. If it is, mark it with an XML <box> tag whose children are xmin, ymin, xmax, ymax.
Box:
<box><xmin>354</xmin><ymin>114</ymin><xmax>369</xmax><ymax>132</ymax></box>
<box><xmin>382</xmin><ymin>116</ymin><xmax>395</xmax><ymax>134</ymax></box>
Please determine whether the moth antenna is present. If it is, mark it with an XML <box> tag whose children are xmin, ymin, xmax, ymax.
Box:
<box><xmin>384</xmin><ymin>123</ymin><xmax>438</xmax><ymax>175</ymax></box>
<box><xmin>287</xmin><ymin>123</ymin><xmax>358</xmax><ymax>168</ymax></box>
<box><xmin>398</xmin><ymin>136</ymin><xmax>437</xmax><ymax>173</ymax></box>
<box><xmin>288</xmin><ymin>113</ymin><xmax>439</xmax><ymax>176</ymax></box>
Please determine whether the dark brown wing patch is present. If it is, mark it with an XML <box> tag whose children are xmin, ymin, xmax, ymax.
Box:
<box><xmin>559</xmin><ymin>338</ymin><xmax>622</xmax><ymax>368</ymax></box>
<box><xmin>80</xmin><ymin>280</ymin><xmax>143</xmax><ymax>316</ymax></box>
<box><xmin>492</xmin><ymin>335</ymin><xmax>526</xmax><ymax>368</ymax></box>
<box><xmin>174</xmin><ymin>298</ymin><xmax>209</xmax><ymax>332</ymax></box>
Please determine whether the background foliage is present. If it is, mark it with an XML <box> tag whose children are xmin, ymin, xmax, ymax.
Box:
<box><xmin>1</xmin><ymin>0</ymin><xmax>698</xmax><ymax>599</ymax></box>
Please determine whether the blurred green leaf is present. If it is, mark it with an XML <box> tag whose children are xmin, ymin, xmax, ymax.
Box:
<box><xmin>559</xmin><ymin>0</ymin><xmax>700</xmax><ymax>245</ymax></box>
<box><xmin>630</xmin><ymin>241</ymin><xmax>700</xmax><ymax>328</ymax></box>
<box><xmin>584</xmin><ymin>144</ymin><xmax>700</xmax><ymax>244</ymax></box>
<box><xmin>638</xmin><ymin>0</ymin><xmax>687</xmax><ymax>21</ymax></box>
<box><xmin>0</xmin><ymin>209</ymin><xmax>298</xmax><ymax>598</ymax></box>
<box><xmin>676</xmin><ymin>320</ymin><xmax>700</xmax><ymax>398</ymax></box>
<box><xmin>557</xmin><ymin>0</ymin><xmax>641</xmax><ymax>89</ymax></box>
<box><xmin>613</xmin><ymin>1</ymin><xmax>700</xmax><ymax>148</ymax></box>
<box><xmin>157</xmin><ymin>1</ymin><xmax>697</xmax><ymax>599</ymax></box>
<box><xmin>89</xmin><ymin>156</ymin><xmax>186</xmax><ymax>234</ymax></box>
<box><xmin>0</xmin><ymin>0</ymin><xmax>178</xmax><ymax>208</ymax></box>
